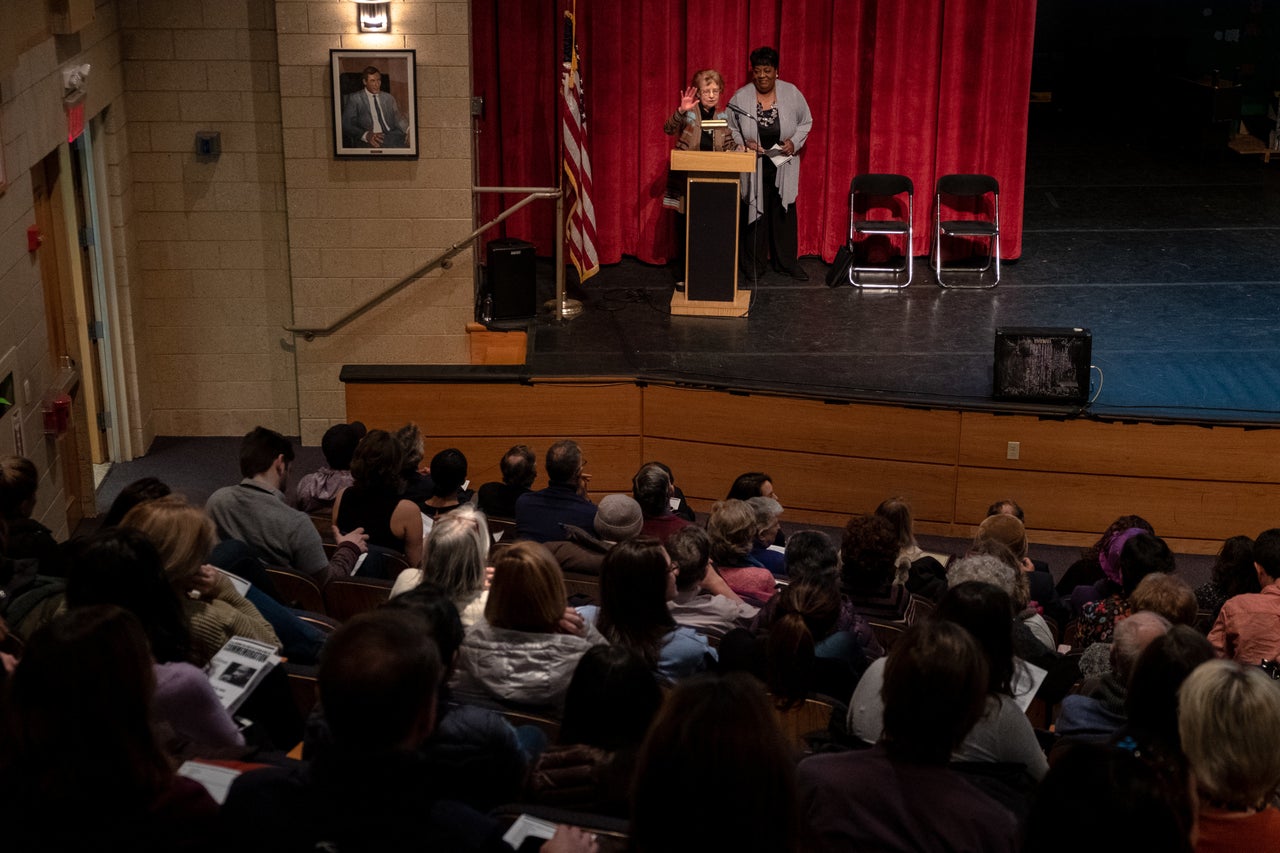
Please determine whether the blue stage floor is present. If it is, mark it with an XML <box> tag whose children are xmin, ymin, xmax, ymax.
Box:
<box><xmin>523</xmin><ymin>127</ymin><xmax>1280</xmax><ymax>425</ymax></box>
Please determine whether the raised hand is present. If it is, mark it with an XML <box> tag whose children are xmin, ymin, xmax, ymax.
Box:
<box><xmin>678</xmin><ymin>86</ymin><xmax>698</xmax><ymax>112</ymax></box>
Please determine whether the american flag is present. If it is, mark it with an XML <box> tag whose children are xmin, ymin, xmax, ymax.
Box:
<box><xmin>561</xmin><ymin>1</ymin><xmax>599</xmax><ymax>282</ymax></box>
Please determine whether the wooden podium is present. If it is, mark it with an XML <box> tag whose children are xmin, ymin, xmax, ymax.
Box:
<box><xmin>669</xmin><ymin>149</ymin><xmax>757</xmax><ymax>317</ymax></box>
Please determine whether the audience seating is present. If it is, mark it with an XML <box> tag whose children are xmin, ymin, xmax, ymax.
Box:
<box><xmin>487</xmin><ymin>516</ymin><xmax>517</xmax><ymax>543</ymax></box>
<box><xmin>308</xmin><ymin>511</ymin><xmax>333</xmax><ymax>542</ymax></box>
<box><xmin>866</xmin><ymin>618</ymin><xmax>907</xmax><ymax>651</ymax></box>
<box><xmin>498</xmin><ymin>708</ymin><xmax>562</xmax><ymax>742</ymax></box>
<box><xmin>562</xmin><ymin>572</ymin><xmax>599</xmax><ymax>605</ymax></box>
<box><xmin>771</xmin><ymin>695</ymin><xmax>838</xmax><ymax>752</ymax></box>
<box><xmin>265</xmin><ymin>566</ymin><xmax>326</xmax><ymax>614</ymax></box>
<box><xmin>903</xmin><ymin>593</ymin><xmax>935</xmax><ymax>626</ymax></box>
<box><xmin>284</xmin><ymin>663</ymin><xmax>320</xmax><ymax>719</ymax></box>
<box><xmin>323</xmin><ymin>576</ymin><xmax>394</xmax><ymax>622</ymax></box>
<box><xmin>295</xmin><ymin>611</ymin><xmax>340</xmax><ymax>635</ymax></box>
<box><xmin>491</xmin><ymin>804</ymin><xmax>628</xmax><ymax>853</ymax></box>
<box><xmin>1061</xmin><ymin>619</ymin><xmax>1080</xmax><ymax>650</ymax></box>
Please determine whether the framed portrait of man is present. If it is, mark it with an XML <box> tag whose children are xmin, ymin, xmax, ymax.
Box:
<box><xmin>330</xmin><ymin>49</ymin><xmax>418</xmax><ymax>159</ymax></box>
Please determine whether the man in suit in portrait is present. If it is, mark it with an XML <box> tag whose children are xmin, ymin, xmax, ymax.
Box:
<box><xmin>342</xmin><ymin>65</ymin><xmax>409</xmax><ymax>148</ymax></box>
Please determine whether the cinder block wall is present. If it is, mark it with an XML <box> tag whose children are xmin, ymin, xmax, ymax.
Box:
<box><xmin>275</xmin><ymin>0</ymin><xmax>475</xmax><ymax>444</ymax></box>
<box><xmin>122</xmin><ymin>0</ymin><xmax>298</xmax><ymax>437</ymax></box>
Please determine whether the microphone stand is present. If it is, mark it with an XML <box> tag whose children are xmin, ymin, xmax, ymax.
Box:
<box><xmin>726</xmin><ymin>102</ymin><xmax>763</xmax><ymax>298</ymax></box>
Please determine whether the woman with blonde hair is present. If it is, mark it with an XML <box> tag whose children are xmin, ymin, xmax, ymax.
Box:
<box><xmin>390</xmin><ymin>504</ymin><xmax>491</xmax><ymax>627</ymax></box>
<box><xmin>452</xmin><ymin>541</ymin><xmax>606</xmax><ymax>712</ymax></box>
<box><xmin>122</xmin><ymin>495</ymin><xmax>279</xmax><ymax>666</ymax></box>
<box><xmin>707</xmin><ymin>499</ymin><xmax>777</xmax><ymax>605</ymax></box>
<box><xmin>1179</xmin><ymin>659</ymin><xmax>1280</xmax><ymax>849</ymax></box>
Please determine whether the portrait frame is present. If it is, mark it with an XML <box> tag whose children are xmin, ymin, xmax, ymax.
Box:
<box><xmin>330</xmin><ymin>49</ymin><xmax>418</xmax><ymax>159</ymax></box>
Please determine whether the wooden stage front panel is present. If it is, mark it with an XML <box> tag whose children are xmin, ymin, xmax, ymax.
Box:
<box><xmin>346</xmin><ymin>377</ymin><xmax>1280</xmax><ymax>554</ymax></box>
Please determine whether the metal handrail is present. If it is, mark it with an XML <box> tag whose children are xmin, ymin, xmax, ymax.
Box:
<box><xmin>284</xmin><ymin>187</ymin><xmax>561</xmax><ymax>341</ymax></box>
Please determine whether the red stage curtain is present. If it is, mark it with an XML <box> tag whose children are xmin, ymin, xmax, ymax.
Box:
<box><xmin>472</xmin><ymin>0</ymin><xmax>1036</xmax><ymax>267</ymax></box>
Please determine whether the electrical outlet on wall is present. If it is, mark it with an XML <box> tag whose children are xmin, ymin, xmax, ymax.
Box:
<box><xmin>1007</xmin><ymin>441</ymin><xmax>1021</xmax><ymax>460</ymax></box>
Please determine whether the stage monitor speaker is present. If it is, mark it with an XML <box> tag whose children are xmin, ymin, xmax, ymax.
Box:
<box><xmin>993</xmin><ymin>327</ymin><xmax>1092</xmax><ymax>404</ymax></box>
<box><xmin>486</xmin><ymin>238</ymin><xmax>536</xmax><ymax>321</ymax></box>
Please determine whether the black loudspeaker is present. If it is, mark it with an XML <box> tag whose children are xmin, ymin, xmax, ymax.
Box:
<box><xmin>993</xmin><ymin>327</ymin><xmax>1092</xmax><ymax>404</ymax></box>
<box><xmin>486</xmin><ymin>238</ymin><xmax>536</xmax><ymax>320</ymax></box>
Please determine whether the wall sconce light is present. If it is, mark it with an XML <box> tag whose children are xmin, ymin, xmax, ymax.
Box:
<box><xmin>353</xmin><ymin>0</ymin><xmax>389</xmax><ymax>33</ymax></box>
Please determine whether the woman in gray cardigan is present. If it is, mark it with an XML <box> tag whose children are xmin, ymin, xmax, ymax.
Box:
<box><xmin>727</xmin><ymin>46</ymin><xmax>813</xmax><ymax>280</ymax></box>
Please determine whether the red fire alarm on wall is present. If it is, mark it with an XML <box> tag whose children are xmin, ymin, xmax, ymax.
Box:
<box><xmin>27</xmin><ymin>225</ymin><xmax>42</xmax><ymax>252</ymax></box>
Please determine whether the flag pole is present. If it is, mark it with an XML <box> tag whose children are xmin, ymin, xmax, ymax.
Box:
<box><xmin>545</xmin><ymin>0</ymin><xmax>585</xmax><ymax>321</ymax></box>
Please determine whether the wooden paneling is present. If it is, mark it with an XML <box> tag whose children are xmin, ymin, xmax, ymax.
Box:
<box><xmin>343</xmin><ymin>376</ymin><xmax>1280</xmax><ymax>550</ymax></box>
<box><xmin>955</xmin><ymin>467</ymin><xmax>1279</xmax><ymax>542</ymax></box>
<box><xmin>959</xmin><ymin>413</ymin><xmax>1280</xmax><ymax>482</ymax></box>
<box><xmin>643</xmin><ymin>437</ymin><xmax>956</xmax><ymax>523</ymax></box>
<box><xmin>346</xmin><ymin>379</ymin><xmax>642</xmax><ymax>437</ymax></box>
<box><xmin>644</xmin><ymin>385</ymin><xmax>961</xmax><ymax>464</ymax></box>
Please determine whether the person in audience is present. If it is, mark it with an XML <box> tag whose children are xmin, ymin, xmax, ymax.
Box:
<box><xmin>1180</xmin><ymin>659</ymin><xmax>1280</xmax><ymax>850</ymax></box>
<box><xmin>878</xmin><ymin>495</ymin><xmax>936</xmax><ymax>564</ymax></box>
<box><xmin>0</xmin><ymin>455</ymin><xmax>67</xmax><ymax>577</ymax></box>
<box><xmin>665</xmin><ymin>524</ymin><xmax>757</xmax><ymax>639</ymax></box>
<box><xmin>419</xmin><ymin>448</ymin><xmax>469</xmax><ymax>519</ymax></box>
<box><xmin>949</xmin><ymin>549</ymin><xmax>1047</xmax><ymax>649</ymax></box>
<box><xmin>476</xmin><ymin>444</ymin><xmax>537</xmax><ymax>519</ymax></box>
<box><xmin>0</xmin><ymin>605</ymin><xmax>220</xmax><ymax>851</ymax></box>
<box><xmin>304</xmin><ymin>581</ymin><xmax>532</xmax><ymax>811</ymax></box>
<box><xmin>1209</xmin><ymin>527</ymin><xmax>1280</xmax><ymax>664</ymax></box>
<box><xmin>544</xmin><ymin>493</ymin><xmax>643</xmax><ymax>576</ymax></box>
<box><xmin>390</xmin><ymin>505</ymin><xmax>491</xmax><ymax>627</ymax></box>
<box><xmin>849</xmin><ymin>582</ymin><xmax>1049</xmax><ymax>782</ymax></box>
<box><xmin>755</xmin><ymin>530</ymin><xmax>884</xmax><ymax>658</ymax></box>
<box><xmin>64</xmin><ymin>528</ymin><xmax>245</xmax><ymax>755</ymax></box>
<box><xmin>101</xmin><ymin>476</ymin><xmax>172</xmax><ymax>527</ymax></box>
<box><xmin>1060</xmin><ymin>513</ymin><xmax>1156</xmax><ymax>599</ymax></box>
<box><xmin>528</xmin><ymin>644</ymin><xmax>663</xmax><ymax>816</ymax></box>
<box><xmin>332</xmin><ymin>429</ymin><xmax>424</xmax><ymax>570</ymax></box>
<box><xmin>124</xmin><ymin>495</ymin><xmax>280</xmax><ymax>666</ymax></box>
<box><xmin>876</xmin><ymin>495</ymin><xmax>949</xmax><ymax>599</ymax></box>
<box><xmin>1023</xmin><ymin>742</ymin><xmax>1195</xmax><ymax>853</ymax></box>
<box><xmin>799</xmin><ymin>620</ymin><xmax>1018</xmax><ymax>852</ymax></box>
<box><xmin>1076</xmin><ymin>532</ymin><xmax>1176</xmax><ymax>647</ymax></box>
<box><xmin>205</xmin><ymin>426</ymin><xmax>367</xmax><ymax>582</ymax></box>
<box><xmin>975</xmin><ymin>511</ymin><xmax>1067</xmax><ymax>626</ymax></box>
<box><xmin>838</xmin><ymin>513</ymin><xmax>901</xmax><ymax>617</ymax></box>
<box><xmin>1128</xmin><ymin>572</ymin><xmax>1198</xmax><ymax>627</ymax></box>
<box><xmin>648</xmin><ymin>460</ymin><xmax>696</xmax><ymax>522</ymax></box>
<box><xmin>384</xmin><ymin>582</ymin><xmax>531</xmax><ymax>811</ymax></box>
<box><xmin>394</xmin><ymin>422</ymin><xmax>433</xmax><ymax>504</ymax></box>
<box><xmin>747</xmin><ymin>495</ymin><xmax>787</xmax><ymax>575</ymax></box>
<box><xmin>762</xmin><ymin>579</ymin><xmax>868</xmax><ymax>708</ymax></box>
<box><xmin>1055</xmin><ymin>610</ymin><xmax>1171</xmax><ymax>744</ymax></box>
<box><xmin>453</xmin><ymin>541</ymin><xmax>607</xmax><ymax>712</ymax></box>
<box><xmin>986</xmin><ymin>497</ymin><xmax>1052</xmax><ymax>571</ymax></box>
<box><xmin>294</xmin><ymin>420</ymin><xmax>365</xmax><ymax>513</ymax></box>
<box><xmin>1117</xmin><ymin>625</ymin><xmax>1214</xmax><ymax>760</ymax></box>
<box><xmin>221</xmin><ymin>609</ymin><xmax>597</xmax><ymax>853</ymax></box>
<box><xmin>514</xmin><ymin>439</ymin><xmax>597</xmax><ymax>543</ymax></box>
<box><xmin>633</xmin><ymin>462</ymin><xmax>690</xmax><ymax>543</ymax></box>
<box><xmin>1195</xmin><ymin>534</ymin><xmax>1258</xmax><ymax>626</ymax></box>
<box><xmin>726</xmin><ymin>471</ymin><xmax>784</xmax><ymax>545</ymax></box>
<box><xmin>631</xmin><ymin>672</ymin><xmax>799</xmax><ymax>853</ymax></box>
<box><xmin>726</xmin><ymin>471</ymin><xmax>776</xmax><ymax>502</ymax></box>
<box><xmin>581</xmin><ymin>536</ymin><xmax>715</xmax><ymax>682</ymax></box>
<box><xmin>707</xmin><ymin>499</ymin><xmax>776</xmax><ymax>605</ymax></box>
